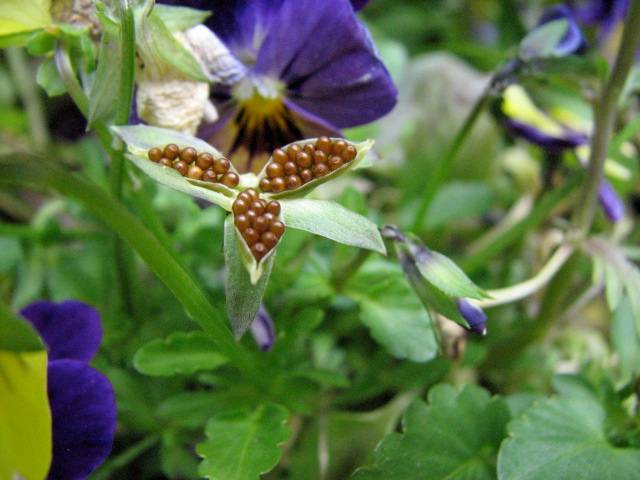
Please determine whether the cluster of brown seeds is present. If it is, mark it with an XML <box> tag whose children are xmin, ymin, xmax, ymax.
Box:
<box><xmin>259</xmin><ymin>136</ymin><xmax>357</xmax><ymax>193</ymax></box>
<box><xmin>148</xmin><ymin>144</ymin><xmax>240</xmax><ymax>188</ymax></box>
<box><xmin>232</xmin><ymin>188</ymin><xmax>285</xmax><ymax>261</ymax></box>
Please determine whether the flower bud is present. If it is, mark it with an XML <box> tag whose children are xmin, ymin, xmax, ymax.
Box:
<box><xmin>456</xmin><ymin>299</ymin><xmax>487</xmax><ymax>335</ymax></box>
<box><xmin>598</xmin><ymin>180</ymin><xmax>625</xmax><ymax>223</ymax></box>
<box><xmin>250</xmin><ymin>305</ymin><xmax>275</xmax><ymax>351</ymax></box>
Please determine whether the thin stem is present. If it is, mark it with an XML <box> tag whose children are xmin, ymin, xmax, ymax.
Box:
<box><xmin>573</xmin><ymin>0</ymin><xmax>640</xmax><ymax>236</ymax></box>
<box><xmin>411</xmin><ymin>92</ymin><xmax>489</xmax><ymax>232</ymax></box>
<box><xmin>6</xmin><ymin>48</ymin><xmax>50</xmax><ymax>150</ymax></box>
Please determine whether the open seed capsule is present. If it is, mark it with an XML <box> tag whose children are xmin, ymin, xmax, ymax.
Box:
<box><xmin>232</xmin><ymin>192</ymin><xmax>284</xmax><ymax>261</ymax></box>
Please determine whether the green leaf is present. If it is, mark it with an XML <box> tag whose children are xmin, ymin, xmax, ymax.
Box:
<box><xmin>88</xmin><ymin>21</ymin><xmax>122</xmax><ymax>126</ymax></box>
<box><xmin>281</xmin><ymin>199</ymin><xmax>386</xmax><ymax>255</ymax></box>
<box><xmin>519</xmin><ymin>19</ymin><xmax>569</xmax><ymax>61</ymax></box>
<box><xmin>426</xmin><ymin>181</ymin><xmax>495</xmax><ymax>229</ymax></box>
<box><xmin>0</xmin><ymin>350</ymin><xmax>52</xmax><ymax>480</ymax></box>
<box><xmin>26</xmin><ymin>30</ymin><xmax>56</xmax><ymax>55</ymax></box>
<box><xmin>354</xmin><ymin>384</ymin><xmax>510</xmax><ymax>480</ymax></box>
<box><xmin>611</xmin><ymin>296</ymin><xmax>640</xmax><ymax>378</ymax></box>
<box><xmin>224</xmin><ymin>216</ymin><xmax>274</xmax><ymax>337</ymax></box>
<box><xmin>498</xmin><ymin>394</ymin><xmax>640</xmax><ymax>480</ymax></box>
<box><xmin>157</xmin><ymin>391</ymin><xmax>243</xmax><ymax>429</ymax></box>
<box><xmin>196</xmin><ymin>403</ymin><xmax>291</xmax><ymax>480</ymax></box>
<box><xmin>153</xmin><ymin>4</ymin><xmax>211</xmax><ymax>31</ymax></box>
<box><xmin>0</xmin><ymin>0</ymin><xmax>51</xmax><ymax>39</ymax></box>
<box><xmin>0</xmin><ymin>303</ymin><xmax>43</xmax><ymax>352</ymax></box>
<box><xmin>36</xmin><ymin>57</ymin><xmax>65</xmax><ymax>96</ymax></box>
<box><xmin>134</xmin><ymin>331</ymin><xmax>227</xmax><ymax>377</ymax></box>
<box><xmin>347</xmin><ymin>259</ymin><xmax>439</xmax><ymax>362</ymax></box>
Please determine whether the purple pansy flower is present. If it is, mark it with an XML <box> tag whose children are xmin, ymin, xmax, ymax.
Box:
<box><xmin>160</xmin><ymin>0</ymin><xmax>397</xmax><ymax>172</ymax></box>
<box><xmin>571</xmin><ymin>0</ymin><xmax>629</xmax><ymax>40</ymax></box>
<box><xmin>20</xmin><ymin>300</ymin><xmax>116</xmax><ymax>480</ymax></box>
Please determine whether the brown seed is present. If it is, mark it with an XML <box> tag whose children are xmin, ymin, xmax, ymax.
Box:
<box><xmin>271</xmin><ymin>177</ymin><xmax>286</xmax><ymax>193</ymax></box>
<box><xmin>253</xmin><ymin>215</ymin><xmax>269</xmax><ymax>233</ymax></box>
<box><xmin>263</xmin><ymin>212</ymin><xmax>275</xmax><ymax>224</ymax></box>
<box><xmin>284</xmin><ymin>161</ymin><xmax>297</xmax><ymax>175</ymax></box>
<box><xmin>303</xmin><ymin>144</ymin><xmax>315</xmax><ymax>156</ymax></box>
<box><xmin>270</xmin><ymin>221</ymin><xmax>285</xmax><ymax>237</ymax></box>
<box><xmin>251</xmin><ymin>200</ymin><xmax>265</xmax><ymax>215</ymax></box>
<box><xmin>196</xmin><ymin>152</ymin><xmax>214</xmax><ymax>169</ymax></box>
<box><xmin>243</xmin><ymin>227</ymin><xmax>259</xmax><ymax>245</ymax></box>
<box><xmin>164</xmin><ymin>144</ymin><xmax>180</xmax><ymax>160</ymax></box>
<box><xmin>235</xmin><ymin>214</ymin><xmax>250</xmax><ymax>230</ymax></box>
<box><xmin>173</xmin><ymin>160</ymin><xmax>188</xmax><ymax>176</ymax></box>
<box><xmin>232</xmin><ymin>198</ymin><xmax>248</xmax><ymax>215</ymax></box>
<box><xmin>251</xmin><ymin>242</ymin><xmax>267</xmax><ymax>260</ymax></box>
<box><xmin>148</xmin><ymin>147</ymin><xmax>162</xmax><ymax>162</ymax></box>
<box><xmin>328</xmin><ymin>155</ymin><xmax>343</xmax><ymax>171</ymax></box>
<box><xmin>287</xmin><ymin>144</ymin><xmax>301</xmax><ymax>161</ymax></box>
<box><xmin>272</xmin><ymin>148</ymin><xmax>288</xmax><ymax>165</ymax></box>
<box><xmin>267</xmin><ymin>201</ymin><xmax>281</xmax><ymax>215</ymax></box>
<box><xmin>315</xmin><ymin>136</ymin><xmax>332</xmax><ymax>154</ymax></box>
<box><xmin>187</xmin><ymin>165</ymin><xmax>203</xmax><ymax>179</ymax></box>
<box><xmin>221</xmin><ymin>172</ymin><xmax>239</xmax><ymax>187</ymax></box>
<box><xmin>214</xmin><ymin>158</ymin><xmax>230</xmax><ymax>174</ymax></box>
<box><xmin>313</xmin><ymin>163</ymin><xmax>329</xmax><ymax>177</ymax></box>
<box><xmin>246</xmin><ymin>210</ymin><xmax>257</xmax><ymax>223</ymax></box>
<box><xmin>202</xmin><ymin>169</ymin><xmax>217</xmax><ymax>182</ymax></box>
<box><xmin>238</xmin><ymin>191</ymin><xmax>252</xmax><ymax>203</ymax></box>
<box><xmin>259</xmin><ymin>178</ymin><xmax>272</xmax><ymax>192</ymax></box>
<box><xmin>342</xmin><ymin>145</ymin><xmax>357</xmax><ymax>161</ymax></box>
<box><xmin>296</xmin><ymin>152</ymin><xmax>312</xmax><ymax>168</ymax></box>
<box><xmin>313</xmin><ymin>150</ymin><xmax>327</xmax><ymax>164</ymax></box>
<box><xmin>180</xmin><ymin>147</ymin><xmax>197</xmax><ymax>164</ymax></box>
<box><xmin>159</xmin><ymin>158</ymin><xmax>172</xmax><ymax>167</ymax></box>
<box><xmin>331</xmin><ymin>139</ymin><xmax>346</xmax><ymax>155</ymax></box>
<box><xmin>245</xmin><ymin>188</ymin><xmax>259</xmax><ymax>200</ymax></box>
<box><xmin>266</xmin><ymin>162</ymin><xmax>284</xmax><ymax>178</ymax></box>
<box><xmin>286</xmin><ymin>175</ymin><xmax>302</xmax><ymax>189</ymax></box>
<box><xmin>261</xmin><ymin>232</ymin><xmax>278</xmax><ymax>249</ymax></box>
<box><xmin>300</xmin><ymin>169</ymin><xmax>313</xmax><ymax>183</ymax></box>
<box><xmin>258</xmin><ymin>198</ymin><xmax>268</xmax><ymax>208</ymax></box>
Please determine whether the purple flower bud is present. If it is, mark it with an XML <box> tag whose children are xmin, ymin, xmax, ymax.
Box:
<box><xmin>456</xmin><ymin>299</ymin><xmax>487</xmax><ymax>335</ymax></box>
<box><xmin>537</xmin><ymin>5</ymin><xmax>586</xmax><ymax>57</ymax></box>
<box><xmin>250</xmin><ymin>305</ymin><xmax>276</xmax><ymax>351</ymax></box>
<box><xmin>598</xmin><ymin>180</ymin><xmax>625</xmax><ymax>223</ymax></box>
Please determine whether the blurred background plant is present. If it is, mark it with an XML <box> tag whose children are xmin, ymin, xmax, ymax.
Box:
<box><xmin>1</xmin><ymin>0</ymin><xmax>640</xmax><ymax>479</ymax></box>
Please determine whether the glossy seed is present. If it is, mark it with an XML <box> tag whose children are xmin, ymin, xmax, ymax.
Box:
<box><xmin>263</xmin><ymin>212</ymin><xmax>275</xmax><ymax>224</ymax></box>
<box><xmin>238</xmin><ymin>191</ymin><xmax>252</xmax><ymax>203</ymax></box>
<box><xmin>271</xmin><ymin>177</ymin><xmax>286</xmax><ymax>193</ymax></box>
<box><xmin>331</xmin><ymin>140</ymin><xmax>346</xmax><ymax>155</ymax></box>
<box><xmin>243</xmin><ymin>227</ymin><xmax>259</xmax><ymax>245</ymax></box>
<box><xmin>180</xmin><ymin>147</ymin><xmax>197</xmax><ymax>163</ymax></box>
<box><xmin>251</xmin><ymin>242</ymin><xmax>267</xmax><ymax>260</ymax></box>
<box><xmin>303</xmin><ymin>144</ymin><xmax>315</xmax><ymax>156</ymax></box>
<box><xmin>267</xmin><ymin>201</ymin><xmax>281</xmax><ymax>215</ymax></box>
<box><xmin>342</xmin><ymin>145</ymin><xmax>357</xmax><ymax>161</ymax></box>
<box><xmin>173</xmin><ymin>160</ymin><xmax>188</xmax><ymax>176</ymax></box>
<box><xmin>159</xmin><ymin>158</ymin><xmax>172</xmax><ymax>167</ymax></box>
<box><xmin>246</xmin><ymin>210</ymin><xmax>257</xmax><ymax>223</ymax></box>
<box><xmin>232</xmin><ymin>199</ymin><xmax>248</xmax><ymax>215</ymax></box>
<box><xmin>148</xmin><ymin>147</ymin><xmax>162</xmax><ymax>162</ymax></box>
<box><xmin>196</xmin><ymin>152</ymin><xmax>214</xmax><ymax>169</ymax></box>
<box><xmin>300</xmin><ymin>169</ymin><xmax>313</xmax><ymax>183</ymax></box>
<box><xmin>235</xmin><ymin>214</ymin><xmax>250</xmax><ymax>230</ymax></box>
<box><xmin>251</xmin><ymin>200</ymin><xmax>265</xmax><ymax>215</ymax></box>
<box><xmin>267</xmin><ymin>162</ymin><xmax>284</xmax><ymax>178</ymax></box>
<box><xmin>273</xmin><ymin>148</ymin><xmax>288</xmax><ymax>165</ymax></box>
<box><xmin>202</xmin><ymin>169</ymin><xmax>217</xmax><ymax>182</ymax></box>
<box><xmin>313</xmin><ymin>150</ymin><xmax>327</xmax><ymax>164</ymax></box>
<box><xmin>296</xmin><ymin>152</ymin><xmax>312</xmax><ymax>168</ymax></box>
<box><xmin>270</xmin><ymin>221</ymin><xmax>285</xmax><ymax>237</ymax></box>
<box><xmin>284</xmin><ymin>161</ymin><xmax>297</xmax><ymax>175</ymax></box>
<box><xmin>259</xmin><ymin>198</ymin><xmax>268</xmax><ymax>208</ymax></box>
<box><xmin>286</xmin><ymin>175</ymin><xmax>302</xmax><ymax>189</ymax></box>
<box><xmin>328</xmin><ymin>155</ymin><xmax>343</xmax><ymax>171</ymax></box>
<box><xmin>187</xmin><ymin>165</ymin><xmax>203</xmax><ymax>179</ymax></box>
<box><xmin>287</xmin><ymin>144</ymin><xmax>301</xmax><ymax>161</ymax></box>
<box><xmin>221</xmin><ymin>172</ymin><xmax>239</xmax><ymax>187</ymax></box>
<box><xmin>245</xmin><ymin>188</ymin><xmax>259</xmax><ymax>200</ymax></box>
<box><xmin>214</xmin><ymin>158</ymin><xmax>230</xmax><ymax>174</ymax></box>
<box><xmin>313</xmin><ymin>163</ymin><xmax>329</xmax><ymax>177</ymax></box>
<box><xmin>259</xmin><ymin>178</ymin><xmax>272</xmax><ymax>192</ymax></box>
<box><xmin>164</xmin><ymin>144</ymin><xmax>180</xmax><ymax>160</ymax></box>
<box><xmin>261</xmin><ymin>232</ymin><xmax>278</xmax><ymax>248</ymax></box>
<box><xmin>315</xmin><ymin>136</ymin><xmax>332</xmax><ymax>154</ymax></box>
<box><xmin>253</xmin><ymin>216</ymin><xmax>269</xmax><ymax>233</ymax></box>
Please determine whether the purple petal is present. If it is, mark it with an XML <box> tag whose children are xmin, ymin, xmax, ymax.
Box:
<box><xmin>456</xmin><ymin>299</ymin><xmax>487</xmax><ymax>335</ymax></box>
<box><xmin>47</xmin><ymin>360</ymin><xmax>116</xmax><ymax>480</ymax></box>
<box><xmin>250</xmin><ymin>305</ymin><xmax>276</xmax><ymax>351</ymax></box>
<box><xmin>20</xmin><ymin>300</ymin><xmax>103</xmax><ymax>363</ymax></box>
<box><xmin>598</xmin><ymin>180</ymin><xmax>625</xmax><ymax>222</ymax></box>
<box><xmin>504</xmin><ymin>118</ymin><xmax>588</xmax><ymax>153</ymax></box>
<box><xmin>574</xmin><ymin>0</ymin><xmax>629</xmax><ymax>40</ymax></box>
<box><xmin>538</xmin><ymin>5</ymin><xmax>586</xmax><ymax>56</ymax></box>
<box><xmin>351</xmin><ymin>0</ymin><xmax>370</xmax><ymax>10</ymax></box>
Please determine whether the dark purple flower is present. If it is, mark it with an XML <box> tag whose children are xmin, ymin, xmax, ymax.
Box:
<box><xmin>250</xmin><ymin>305</ymin><xmax>276</xmax><ymax>351</ymax></box>
<box><xmin>21</xmin><ymin>300</ymin><xmax>116</xmax><ymax>480</ymax></box>
<box><xmin>456</xmin><ymin>299</ymin><xmax>487</xmax><ymax>335</ymax></box>
<box><xmin>598</xmin><ymin>179</ymin><xmax>625</xmax><ymax>222</ymax></box>
<box><xmin>537</xmin><ymin>4</ymin><xmax>586</xmax><ymax>56</ymax></box>
<box><xmin>160</xmin><ymin>0</ymin><xmax>397</xmax><ymax>172</ymax></box>
<box><xmin>503</xmin><ymin>118</ymin><xmax>589</xmax><ymax>153</ymax></box>
<box><xmin>572</xmin><ymin>0</ymin><xmax>628</xmax><ymax>40</ymax></box>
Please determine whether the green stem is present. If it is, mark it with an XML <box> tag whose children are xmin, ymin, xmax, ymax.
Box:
<box><xmin>0</xmin><ymin>154</ymin><xmax>257</xmax><ymax>376</ymax></box>
<box><xmin>6</xmin><ymin>48</ymin><xmax>50</xmax><ymax>150</ymax></box>
<box><xmin>411</xmin><ymin>92</ymin><xmax>489</xmax><ymax>232</ymax></box>
<box><xmin>573</xmin><ymin>0</ymin><xmax>640</xmax><ymax>236</ymax></box>
<box><xmin>92</xmin><ymin>434</ymin><xmax>160</xmax><ymax>480</ymax></box>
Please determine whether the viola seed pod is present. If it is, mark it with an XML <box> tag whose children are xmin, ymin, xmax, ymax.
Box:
<box><xmin>180</xmin><ymin>147</ymin><xmax>197</xmax><ymax>164</ymax></box>
<box><xmin>232</xmin><ymin>193</ymin><xmax>284</xmax><ymax>261</ymax></box>
<box><xmin>164</xmin><ymin>144</ymin><xmax>180</xmax><ymax>160</ymax></box>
